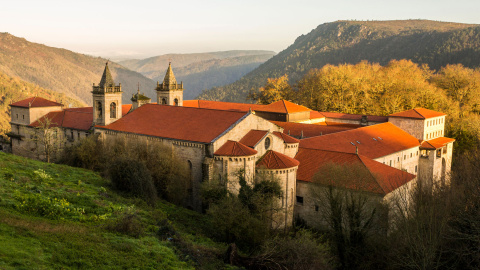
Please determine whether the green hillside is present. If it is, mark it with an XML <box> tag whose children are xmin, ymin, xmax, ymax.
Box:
<box><xmin>0</xmin><ymin>33</ymin><xmax>156</xmax><ymax>105</ymax></box>
<box><xmin>198</xmin><ymin>20</ymin><xmax>480</xmax><ymax>102</ymax></box>
<box><xmin>0</xmin><ymin>151</ymin><xmax>229</xmax><ymax>269</ymax></box>
<box><xmin>0</xmin><ymin>72</ymin><xmax>85</xmax><ymax>135</ymax></box>
<box><xmin>120</xmin><ymin>51</ymin><xmax>275</xmax><ymax>99</ymax></box>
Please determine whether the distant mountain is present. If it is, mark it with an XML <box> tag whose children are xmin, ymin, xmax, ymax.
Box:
<box><xmin>198</xmin><ymin>20</ymin><xmax>480</xmax><ymax>102</ymax></box>
<box><xmin>120</xmin><ymin>51</ymin><xmax>275</xmax><ymax>99</ymax></box>
<box><xmin>0</xmin><ymin>33</ymin><xmax>156</xmax><ymax>105</ymax></box>
<box><xmin>0</xmin><ymin>71</ymin><xmax>84</xmax><ymax>135</ymax></box>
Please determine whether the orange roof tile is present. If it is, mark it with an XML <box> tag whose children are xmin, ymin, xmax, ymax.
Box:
<box><xmin>310</xmin><ymin>111</ymin><xmax>326</xmax><ymax>119</ymax></box>
<box><xmin>29</xmin><ymin>110</ymin><xmax>93</xmax><ymax>131</ymax></box>
<box><xmin>420</xmin><ymin>137</ymin><xmax>456</xmax><ymax>150</ymax></box>
<box><xmin>96</xmin><ymin>104</ymin><xmax>248</xmax><ymax>143</ymax></box>
<box><xmin>10</xmin><ymin>97</ymin><xmax>63</xmax><ymax>108</ymax></box>
<box><xmin>272</xmin><ymin>131</ymin><xmax>300</xmax><ymax>143</ymax></box>
<box><xmin>264</xmin><ymin>100</ymin><xmax>311</xmax><ymax>113</ymax></box>
<box><xmin>389</xmin><ymin>108</ymin><xmax>446</xmax><ymax>119</ymax></box>
<box><xmin>183</xmin><ymin>100</ymin><xmax>264</xmax><ymax>112</ymax></box>
<box><xmin>299</xmin><ymin>122</ymin><xmax>420</xmax><ymax>159</ymax></box>
<box><xmin>214</xmin><ymin>140</ymin><xmax>257</xmax><ymax>156</ymax></box>
<box><xmin>320</xmin><ymin>111</ymin><xmax>388</xmax><ymax>122</ymax></box>
<box><xmin>239</xmin><ymin>130</ymin><xmax>269</xmax><ymax>148</ymax></box>
<box><xmin>295</xmin><ymin>148</ymin><xmax>415</xmax><ymax>195</ymax></box>
<box><xmin>271</xmin><ymin>121</ymin><xmax>358</xmax><ymax>138</ymax></box>
<box><xmin>257</xmin><ymin>150</ymin><xmax>300</xmax><ymax>170</ymax></box>
<box><xmin>183</xmin><ymin>100</ymin><xmax>311</xmax><ymax>114</ymax></box>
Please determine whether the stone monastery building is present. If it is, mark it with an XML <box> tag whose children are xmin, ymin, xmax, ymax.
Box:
<box><xmin>8</xmin><ymin>63</ymin><xmax>455</xmax><ymax>228</ymax></box>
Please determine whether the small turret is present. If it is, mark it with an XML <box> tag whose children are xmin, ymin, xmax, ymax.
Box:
<box><xmin>131</xmin><ymin>83</ymin><xmax>151</xmax><ymax>110</ymax></box>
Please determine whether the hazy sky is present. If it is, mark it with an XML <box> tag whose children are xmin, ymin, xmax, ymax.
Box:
<box><xmin>2</xmin><ymin>0</ymin><xmax>479</xmax><ymax>59</ymax></box>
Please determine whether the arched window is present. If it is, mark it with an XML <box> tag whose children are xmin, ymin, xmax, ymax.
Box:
<box><xmin>174</xmin><ymin>98</ymin><xmax>179</xmax><ymax>106</ymax></box>
<box><xmin>97</xmin><ymin>101</ymin><xmax>102</xmax><ymax>118</ymax></box>
<box><xmin>162</xmin><ymin>98</ymin><xmax>167</xmax><ymax>105</ymax></box>
<box><xmin>110</xmin><ymin>102</ymin><xmax>116</xmax><ymax>118</ymax></box>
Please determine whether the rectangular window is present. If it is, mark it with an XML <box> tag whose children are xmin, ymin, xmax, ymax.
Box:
<box><xmin>397</xmin><ymin>157</ymin><xmax>400</xmax><ymax>162</ymax></box>
<box><xmin>410</xmin><ymin>153</ymin><xmax>413</xmax><ymax>158</ymax></box>
<box><xmin>390</xmin><ymin>160</ymin><xmax>392</xmax><ymax>166</ymax></box>
<box><xmin>404</xmin><ymin>155</ymin><xmax>406</xmax><ymax>160</ymax></box>
<box><xmin>314</xmin><ymin>205</ymin><xmax>319</xmax><ymax>212</ymax></box>
<box><xmin>296</xmin><ymin>196</ymin><xmax>304</xmax><ymax>205</ymax></box>
<box><xmin>415</xmin><ymin>165</ymin><xmax>418</xmax><ymax>173</ymax></box>
<box><xmin>16</xmin><ymin>114</ymin><xmax>18</xmax><ymax>119</ymax></box>
<box><xmin>22</xmin><ymin>115</ymin><xmax>24</xmax><ymax>119</ymax></box>
<box><xmin>436</xmin><ymin>149</ymin><xmax>442</xmax><ymax>157</ymax></box>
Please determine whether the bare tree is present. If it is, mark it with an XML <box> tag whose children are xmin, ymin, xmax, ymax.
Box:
<box><xmin>308</xmin><ymin>163</ymin><xmax>386</xmax><ymax>269</ymax></box>
<box><xmin>28</xmin><ymin>116</ymin><xmax>65</xmax><ymax>163</ymax></box>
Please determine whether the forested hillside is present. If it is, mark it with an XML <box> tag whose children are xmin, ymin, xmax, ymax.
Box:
<box><xmin>0</xmin><ymin>72</ymin><xmax>84</xmax><ymax>135</ymax></box>
<box><xmin>198</xmin><ymin>20</ymin><xmax>480</xmax><ymax>102</ymax></box>
<box><xmin>0</xmin><ymin>33</ymin><xmax>156</xmax><ymax>105</ymax></box>
<box><xmin>120</xmin><ymin>51</ymin><xmax>275</xmax><ymax>99</ymax></box>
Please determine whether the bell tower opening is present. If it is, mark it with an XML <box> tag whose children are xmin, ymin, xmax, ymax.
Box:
<box><xmin>156</xmin><ymin>62</ymin><xmax>184</xmax><ymax>106</ymax></box>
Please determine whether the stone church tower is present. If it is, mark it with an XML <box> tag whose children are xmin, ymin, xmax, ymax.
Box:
<box><xmin>156</xmin><ymin>62</ymin><xmax>184</xmax><ymax>106</ymax></box>
<box><xmin>92</xmin><ymin>62</ymin><xmax>123</xmax><ymax>126</ymax></box>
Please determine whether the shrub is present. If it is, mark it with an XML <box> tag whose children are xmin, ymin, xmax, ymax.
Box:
<box><xmin>15</xmin><ymin>192</ymin><xmax>85</xmax><ymax>220</ymax></box>
<box><xmin>108</xmin><ymin>157</ymin><xmax>157</xmax><ymax>206</ymax></box>
<box><xmin>107</xmin><ymin>212</ymin><xmax>145</xmax><ymax>238</ymax></box>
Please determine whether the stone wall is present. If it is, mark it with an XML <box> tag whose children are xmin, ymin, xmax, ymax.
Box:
<box><xmin>212</xmin><ymin>113</ymin><xmax>283</xmax><ymax>154</ymax></box>
<box><xmin>373</xmin><ymin>146</ymin><xmax>420</xmax><ymax>175</ymax></box>
<box><xmin>257</xmin><ymin>167</ymin><xmax>298</xmax><ymax>228</ymax></box>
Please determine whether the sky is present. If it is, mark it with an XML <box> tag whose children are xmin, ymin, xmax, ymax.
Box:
<box><xmin>2</xmin><ymin>0</ymin><xmax>479</xmax><ymax>60</ymax></box>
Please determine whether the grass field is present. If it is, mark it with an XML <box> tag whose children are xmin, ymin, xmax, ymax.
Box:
<box><xmin>0</xmin><ymin>152</ymin><xmax>231</xmax><ymax>269</ymax></box>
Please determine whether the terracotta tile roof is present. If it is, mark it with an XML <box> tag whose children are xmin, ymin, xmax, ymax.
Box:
<box><xmin>29</xmin><ymin>110</ymin><xmax>93</xmax><ymax>131</ymax></box>
<box><xmin>272</xmin><ymin>131</ymin><xmax>300</xmax><ymax>143</ymax></box>
<box><xmin>256</xmin><ymin>150</ymin><xmax>300</xmax><ymax>170</ymax></box>
<box><xmin>96</xmin><ymin>104</ymin><xmax>248</xmax><ymax>143</ymax></box>
<box><xmin>295</xmin><ymin>148</ymin><xmax>415</xmax><ymax>195</ymax></box>
<box><xmin>63</xmin><ymin>105</ymin><xmax>131</xmax><ymax>116</ymax></box>
<box><xmin>320</xmin><ymin>111</ymin><xmax>388</xmax><ymax>122</ymax></box>
<box><xmin>265</xmin><ymin>100</ymin><xmax>311</xmax><ymax>113</ymax></box>
<box><xmin>239</xmin><ymin>130</ymin><xmax>269</xmax><ymax>148</ymax></box>
<box><xmin>271</xmin><ymin>121</ymin><xmax>358</xmax><ymax>138</ymax></box>
<box><xmin>183</xmin><ymin>100</ymin><xmax>310</xmax><ymax>114</ymax></box>
<box><xmin>183</xmin><ymin>100</ymin><xmax>265</xmax><ymax>112</ymax></box>
<box><xmin>299</xmin><ymin>122</ymin><xmax>420</xmax><ymax>159</ymax></box>
<box><xmin>10</xmin><ymin>97</ymin><xmax>63</xmax><ymax>108</ymax></box>
<box><xmin>121</xmin><ymin>104</ymin><xmax>132</xmax><ymax>116</ymax></box>
<box><xmin>420</xmin><ymin>137</ymin><xmax>456</xmax><ymax>150</ymax></box>
<box><xmin>214</xmin><ymin>140</ymin><xmax>257</xmax><ymax>156</ymax></box>
<box><xmin>310</xmin><ymin>111</ymin><xmax>326</xmax><ymax>119</ymax></box>
<box><xmin>389</xmin><ymin>108</ymin><xmax>446</xmax><ymax>119</ymax></box>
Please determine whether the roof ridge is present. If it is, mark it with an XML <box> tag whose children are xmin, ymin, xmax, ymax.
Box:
<box><xmin>412</xmin><ymin>108</ymin><xmax>425</xmax><ymax>119</ymax></box>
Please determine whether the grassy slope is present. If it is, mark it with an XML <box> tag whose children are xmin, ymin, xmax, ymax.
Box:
<box><xmin>0</xmin><ymin>152</ymin><xmax>229</xmax><ymax>269</ymax></box>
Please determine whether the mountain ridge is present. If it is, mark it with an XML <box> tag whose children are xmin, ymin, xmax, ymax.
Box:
<box><xmin>0</xmin><ymin>32</ymin><xmax>156</xmax><ymax>105</ymax></box>
<box><xmin>198</xmin><ymin>20</ymin><xmax>480</xmax><ymax>102</ymax></box>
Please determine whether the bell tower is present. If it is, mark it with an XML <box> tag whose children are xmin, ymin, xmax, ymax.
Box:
<box><xmin>92</xmin><ymin>62</ymin><xmax>123</xmax><ymax>126</ymax></box>
<box><xmin>156</xmin><ymin>62</ymin><xmax>184</xmax><ymax>106</ymax></box>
